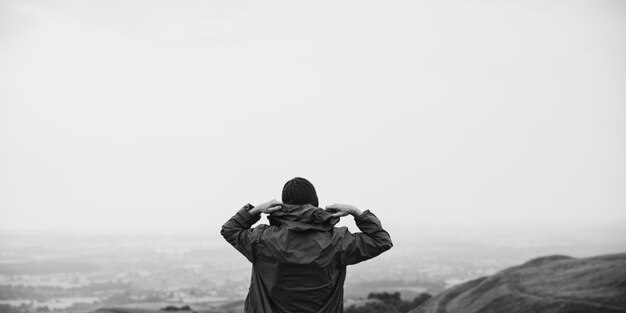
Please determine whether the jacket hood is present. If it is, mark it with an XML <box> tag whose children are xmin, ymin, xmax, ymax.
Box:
<box><xmin>268</xmin><ymin>204</ymin><xmax>339</xmax><ymax>232</ymax></box>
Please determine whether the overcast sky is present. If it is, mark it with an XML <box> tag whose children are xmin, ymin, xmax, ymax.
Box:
<box><xmin>1</xmin><ymin>0</ymin><xmax>625</xmax><ymax>236</ymax></box>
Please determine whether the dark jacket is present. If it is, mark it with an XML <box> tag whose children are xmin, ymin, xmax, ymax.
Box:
<box><xmin>221</xmin><ymin>203</ymin><xmax>393</xmax><ymax>313</ymax></box>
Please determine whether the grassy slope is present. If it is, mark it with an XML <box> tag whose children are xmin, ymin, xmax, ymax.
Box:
<box><xmin>410</xmin><ymin>253</ymin><xmax>626</xmax><ymax>313</ymax></box>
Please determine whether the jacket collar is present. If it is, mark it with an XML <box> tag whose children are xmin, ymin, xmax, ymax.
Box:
<box><xmin>268</xmin><ymin>204</ymin><xmax>339</xmax><ymax>232</ymax></box>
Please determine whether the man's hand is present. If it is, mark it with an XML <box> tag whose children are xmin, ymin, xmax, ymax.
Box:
<box><xmin>249</xmin><ymin>199</ymin><xmax>283</xmax><ymax>215</ymax></box>
<box><xmin>325</xmin><ymin>203</ymin><xmax>363</xmax><ymax>218</ymax></box>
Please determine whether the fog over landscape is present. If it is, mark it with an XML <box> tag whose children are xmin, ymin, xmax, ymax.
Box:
<box><xmin>1</xmin><ymin>0</ymin><xmax>625</xmax><ymax>312</ymax></box>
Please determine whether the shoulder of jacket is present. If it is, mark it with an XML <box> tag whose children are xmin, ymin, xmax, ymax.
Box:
<box><xmin>250</xmin><ymin>224</ymin><xmax>269</xmax><ymax>238</ymax></box>
<box><xmin>332</xmin><ymin>226</ymin><xmax>351</xmax><ymax>236</ymax></box>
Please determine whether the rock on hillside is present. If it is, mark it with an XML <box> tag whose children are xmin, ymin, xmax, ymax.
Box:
<box><xmin>410</xmin><ymin>253</ymin><xmax>626</xmax><ymax>313</ymax></box>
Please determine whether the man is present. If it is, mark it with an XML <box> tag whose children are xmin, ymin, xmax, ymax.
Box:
<box><xmin>221</xmin><ymin>177</ymin><xmax>393</xmax><ymax>313</ymax></box>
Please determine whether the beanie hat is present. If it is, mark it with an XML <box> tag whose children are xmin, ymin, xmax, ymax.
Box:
<box><xmin>282</xmin><ymin>177</ymin><xmax>319</xmax><ymax>207</ymax></box>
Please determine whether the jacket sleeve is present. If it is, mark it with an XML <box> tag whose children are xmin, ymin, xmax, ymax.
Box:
<box><xmin>341</xmin><ymin>210</ymin><xmax>393</xmax><ymax>266</ymax></box>
<box><xmin>220</xmin><ymin>203</ymin><xmax>262</xmax><ymax>263</ymax></box>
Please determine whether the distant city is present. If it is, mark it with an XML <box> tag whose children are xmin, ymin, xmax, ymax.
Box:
<box><xmin>0</xmin><ymin>225</ymin><xmax>624</xmax><ymax>312</ymax></box>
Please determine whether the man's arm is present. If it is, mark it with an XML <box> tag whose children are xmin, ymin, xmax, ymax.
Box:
<box><xmin>326</xmin><ymin>203</ymin><xmax>393</xmax><ymax>266</ymax></box>
<box><xmin>220</xmin><ymin>199</ymin><xmax>281</xmax><ymax>262</ymax></box>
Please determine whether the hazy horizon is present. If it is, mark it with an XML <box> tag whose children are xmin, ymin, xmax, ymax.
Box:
<box><xmin>1</xmin><ymin>0</ymin><xmax>625</xmax><ymax>239</ymax></box>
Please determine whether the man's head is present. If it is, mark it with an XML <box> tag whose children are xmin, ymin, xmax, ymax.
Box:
<box><xmin>282</xmin><ymin>177</ymin><xmax>319</xmax><ymax>207</ymax></box>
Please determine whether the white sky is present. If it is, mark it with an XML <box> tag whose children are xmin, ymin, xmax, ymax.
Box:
<box><xmin>1</xmin><ymin>0</ymin><xmax>625</xmax><ymax>235</ymax></box>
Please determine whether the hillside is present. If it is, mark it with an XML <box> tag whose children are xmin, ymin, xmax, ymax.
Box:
<box><xmin>410</xmin><ymin>253</ymin><xmax>626</xmax><ymax>313</ymax></box>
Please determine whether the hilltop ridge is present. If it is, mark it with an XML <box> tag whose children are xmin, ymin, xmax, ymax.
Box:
<box><xmin>410</xmin><ymin>253</ymin><xmax>626</xmax><ymax>313</ymax></box>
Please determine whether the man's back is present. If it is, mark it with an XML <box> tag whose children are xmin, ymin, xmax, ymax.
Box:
<box><xmin>220</xmin><ymin>177</ymin><xmax>392</xmax><ymax>313</ymax></box>
<box><xmin>221</xmin><ymin>203</ymin><xmax>392</xmax><ymax>313</ymax></box>
<box><xmin>254</xmin><ymin>224</ymin><xmax>346</xmax><ymax>312</ymax></box>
